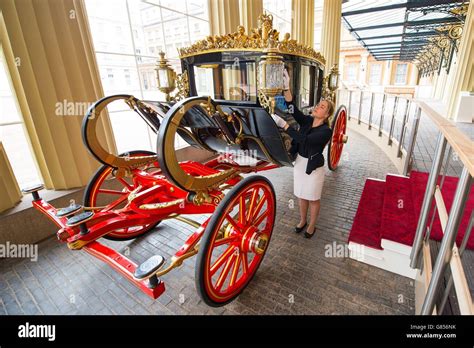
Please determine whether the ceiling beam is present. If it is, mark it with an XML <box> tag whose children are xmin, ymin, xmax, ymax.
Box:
<box><xmin>369</xmin><ymin>47</ymin><xmax>402</xmax><ymax>51</ymax></box>
<box><xmin>342</xmin><ymin>0</ymin><xmax>462</xmax><ymax>16</ymax></box>
<box><xmin>350</xmin><ymin>16</ymin><xmax>460</xmax><ymax>32</ymax></box>
<box><xmin>358</xmin><ymin>31</ymin><xmax>439</xmax><ymax>40</ymax></box>
<box><xmin>367</xmin><ymin>46</ymin><xmax>403</xmax><ymax>50</ymax></box>
<box><xmin>342</xmin><ymin>2</ymin><xmax>408</xmax><ymax>16</ymax></box>
<box><xmin>365</xmin><ymin>42</ymin><xmax>403</xmax><ymax>47</ymax></box>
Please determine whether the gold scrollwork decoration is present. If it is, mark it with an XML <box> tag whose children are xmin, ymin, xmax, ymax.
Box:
<box><xmin>178</xmin><ymin>13</ymin><xmax>326</xmax><ymax>66</ymax></box>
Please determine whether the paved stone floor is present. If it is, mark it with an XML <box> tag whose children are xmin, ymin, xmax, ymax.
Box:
<box><xmin>0</xmin><ymin>129</ymin><xmax>417</xmax><ymax>315</ymax></box>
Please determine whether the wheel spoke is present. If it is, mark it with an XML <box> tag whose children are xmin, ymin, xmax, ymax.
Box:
<box><xmin>253</xmin><ymin>210</ymin><xmax>269</xmax><ymax>227</ymax></box>
<box><xmin>98</xmin><ymin>189</ymin><xmax>126</xmax><ymax>195</ymax></box>
<box><xmin>215</xmin><ymin>253</ymin><xmax>237</xmax><ymax>292</ymax></box>
<box><xmin>241</xmin><ymin>252</ymin><xmax>248</xmax><ymax>275</ymax></box>
<box><xmin>251</xmin><ymin>196</ymin><xmax>266</xmax><ymax>221</ymax></box>
<box><xmin>103</xmin><ymin>194</ymin><xmax>129</xmax><ymax>211</ymax></box>
<box><xmin>229</xmin><ymin>252</ymin><xmax>241</xmax><ymax>287</ymax></box>
<box><xmin>116</xmin><ymin>177</ymin><xmax>133</xmax><ymax>191</ymax></box>
<box><xmin>224</xmin><ymin>214</ymin><xmax>241</xmax><ymax>232</ymax></box>
<box><xmin>210</xmin><ymin>245</ymin><xmax>235</xmax><ymax>276</ymax></box>
<box><xmin>213</xmin><ymin>236</ymin><xmax>238</xmax><ymax>247</ymax></box>
<box><xmin>245</xmin><ymin>188</ymin><xmax>259</xmax><ymax>223</ymax></box>
<box><xmin>239</xmin><ymin>195</ymin><xmax>246</xmax><ymax>224</ymax></box>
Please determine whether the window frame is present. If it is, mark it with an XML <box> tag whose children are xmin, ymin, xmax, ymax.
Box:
<box><xmin>85</xmin><ymin>0</ymin><xmax>210</xmax><ymax>151</ymax></box>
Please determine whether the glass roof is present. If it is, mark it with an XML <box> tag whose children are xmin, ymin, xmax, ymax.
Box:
<box><xmin>342</xmin><ymin>0</ymin><xmax>469</xmax><ymax>61</ymax></box>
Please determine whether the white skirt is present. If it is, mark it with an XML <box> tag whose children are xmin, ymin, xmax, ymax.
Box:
<box><xmin>293</xmin><ymin>154</ymin><xmax>326</xmax><ymax>201</ymax></box>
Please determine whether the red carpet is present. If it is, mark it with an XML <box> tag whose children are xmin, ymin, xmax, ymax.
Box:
<box><xmin>348</xmin><ymin>179</ymin><xmax>385</xmax><ymax>250</ymax></box>
<box><xmin>348</xmin><ymin>171</ymin><xmax>474</xmax><ymax>251</ymax></box>
<box><xmin>410</xmin><ymin>171</ymin><xmax>474</xmax><ymax>249</ymax></box>
<box><xmin>380</xmin><ymin>175</ymin><xmax>417</xmax><ymax>246</ymax></box>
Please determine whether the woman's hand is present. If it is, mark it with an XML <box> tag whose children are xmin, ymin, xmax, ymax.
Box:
<box><xmin>271</xmin><ymin>113</ymin><xmax>288</xmax><ymax>129</ymax></box>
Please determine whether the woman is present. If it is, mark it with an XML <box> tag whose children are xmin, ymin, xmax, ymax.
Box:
<box><xmin>271</xmin><ymin>70</ymin><xmax>334</xmax><ymax>238</ymax></box>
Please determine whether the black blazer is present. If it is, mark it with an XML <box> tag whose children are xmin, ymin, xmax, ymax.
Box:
<box><xmin>284</xmin><ymin>101</ymin><xmax>332</xmax><ymax>175</ymax></box>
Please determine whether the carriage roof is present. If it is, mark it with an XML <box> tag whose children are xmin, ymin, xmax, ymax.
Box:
<box><xmin>178</xmin><ymin>13</ymin><xmax>326</xmax><ymax>67</ymax></box>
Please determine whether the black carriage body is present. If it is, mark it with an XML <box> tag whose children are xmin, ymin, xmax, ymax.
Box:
<box><xmin>174</xmin><ymin>51</ymin><xmax>325</xmax><ymax>167</ymax></box>
<box><xmin>181</xmin><ymin>51</ymin><xmax>324</xmax><ymax>111</ymax></box>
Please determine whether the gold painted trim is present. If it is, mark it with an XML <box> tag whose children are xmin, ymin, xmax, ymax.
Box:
<box><xmin>139</xmin><ymin>198</ymin><xmax>184</xmax><ymax>210</ymax></box>
<box><xmin>180</xmin><ymin>47</ymin><xmax>325</xmax><ymax>66</ymax></box>
<box><xmin>159</xmin><ymin>96</ymin><xmax>239</xmax><ymax>193</ymax></box>
<box><xmin>85</xmin><ymin>95</ymin><xmax>157</xmax><ymax>170</ymax></box>
<box><xmin>173</xmin><ymin>215</ymin><xmax>202</xmax><ymax>229</ymax></box>
<box><xmin>179</xmin><ymin>13</ymin><xmax>326</xmax><ymax>66</ymax></box>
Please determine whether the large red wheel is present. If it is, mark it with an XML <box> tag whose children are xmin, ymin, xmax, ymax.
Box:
<box><xmin>83</xmin><ymin>150</ymin><xmax>161</xmax><ymax>241</ymax></box>
<box><xmin>195</xmin><ymin>175</ymin><xmax>276</xmax><ymax>307</ymax></box>
<box><xmin>327</xmin><ymin>105</ymin><xmax>348</xmax><ymax>171</ymax></box>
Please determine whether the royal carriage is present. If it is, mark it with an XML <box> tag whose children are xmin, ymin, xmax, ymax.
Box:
<box><xmin>24</xmin><ymin>14</ymin><xmax>348</xmax><ymax>306</ymax></box>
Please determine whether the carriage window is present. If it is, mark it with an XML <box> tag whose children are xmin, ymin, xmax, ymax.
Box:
<box><xmin>194</xmin><ymin>62</ymin><xmax>257</xmax><ymax>102</ymax></box>
<box><xmin>194</xmin><ymin>66</ymin><xmax>215</xmax><ymax>97</ymax></box>
<box><xmin>300</xmin><ymin>65</ymin><xmax>311</xmax><ymax>108</ymax></box>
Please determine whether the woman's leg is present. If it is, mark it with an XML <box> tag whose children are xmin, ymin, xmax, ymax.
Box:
<box><xmin>298</xmin><ymin>198</ymin><xmax>309</xmax><ymax>228</ymax></box>
<box><xmin>307</xmin><ymin>199</ymin><xmax>321</xmax><ymax>233</ymax></box>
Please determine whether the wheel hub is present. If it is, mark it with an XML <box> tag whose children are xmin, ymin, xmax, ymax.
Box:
<box><xmin>240</xmin><ymin>226</ymin><xmax>268</xmax><ymax>254</ymax></box>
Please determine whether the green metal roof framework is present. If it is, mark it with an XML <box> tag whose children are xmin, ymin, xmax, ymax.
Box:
<box><xmin>342</xmin><ymin>0</ymin><xmax>469</xmax><ymax>62</ymax></box>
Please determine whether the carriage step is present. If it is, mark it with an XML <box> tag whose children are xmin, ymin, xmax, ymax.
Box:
<box><xmin>56</xmin><ymin>204</ymin><xmax>83</xmax><ymax>218</ymax></box>
<box><xmin>66</xmin><ymin>211</ymin><xmax>94</xmax><ymax>228</ymax></box>
<box><xmin>134</xmin><ymin>255</ymin><xmax>165</xmax><ymax>287</ymax></box>
<box><xmin>21</xmin><ymin>184</ymin><xmax>45</xmax><ymax>201</ymax></box>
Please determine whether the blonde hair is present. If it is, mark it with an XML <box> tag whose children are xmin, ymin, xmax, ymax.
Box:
<box><xmin>322</xmin><ymin>99</ymin><xmax>335</xmax><ymax>125</ymax></box>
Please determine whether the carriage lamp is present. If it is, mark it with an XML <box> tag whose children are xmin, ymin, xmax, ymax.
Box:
<box><xmin>328</xmin><ymin>64</ymin><xmax>340</xmax><ymax>91</ymax></box>
<box><xmin>257</xmin><ymin>46</ymin><xmax>285</xmax><ymax>114</ymax></box>
<box><xmin>156</xmin><ymin>51</ymin><xmax>177</xmax><ymax>101</ymax></box>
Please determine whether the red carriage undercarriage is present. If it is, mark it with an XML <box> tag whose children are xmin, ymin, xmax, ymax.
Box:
<box><xmin>25</xmin><ymin>14</ymin><xmax>348</xmax><ymax>306</ymax></box>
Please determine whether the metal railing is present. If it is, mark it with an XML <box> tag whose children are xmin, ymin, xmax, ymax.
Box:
<box><xmin>339</xmin><ymin>88</ymin><xmax>420</xmax><ymax>175</ymax></box>
<box><xmin>408</xmin><ymin>101</ymin><xmax>473</xmax><ymax>315</ymax></box>
<box><xmin>339</xmin><ymin>88</ymin><xmax>474</xmax><ymax>315</ymax></box>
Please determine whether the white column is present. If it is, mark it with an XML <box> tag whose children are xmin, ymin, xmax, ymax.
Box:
<box><xmin>292</xmin><ymin>0</ymin><xmax>315</xmax><ymax>47</ymax></box>
<box><xmin>320</xmin><ymin>0</ymin><xmax>342</xmax><ymax>68</ymax></box>
<box><xmin>239</xmin><ymin>0</ymin><xmax>263</xmax><ymax>30</ymax></box>
<box><xmin>0</xmin><ymin>0</ymin><xmax>116</xmax><ymax>189</ymax></box>
<box><xmin>208</xmin><ymin>0</ymin><xmax>240</xmax><ymax>35</ymax></box>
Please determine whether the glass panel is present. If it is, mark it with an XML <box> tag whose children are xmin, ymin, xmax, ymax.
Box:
<box><xmin>369</xmin><ymin>63</ymin><xmax>382</xmax><ymax>85</ymax></box>
<box><xmin>300</xmin><ymin>65</ymin><xmax>311</xmax><ymax>107</ymax></box>
<box><xmin>186</xmin><ymin>0</ymin><xmax>209</xmax><ymax>20</ymax></box>
<box><xmin>395</xmin><ymin>63</ymin><xmax>408</xmax><ymax>85</ymax></box>
<box><xmin>187</xmin><ymin>16</ymin><xmax>209</xmax><ymax>41</ymax></box>
<box><xmin>0</xmin><ymin>124</ymin><xmax>41</xmax><ymax>187</ymax></box>
<box><xmin>344</xmin><ymin>62</ymin><xmax>358</xmax><ymax>83</ymax></box>
<box><xmin>96</xmin><ymin>53</ymin><xmax>141</xmax><ymax>97</ymax></box>
<box><xmin>86</xmin><ymin>0</ymin><xmax>211</xmax><ymax>151</ymax></box>
<box><xmin>85</xmin><ymin>0</ymin><xmax>134</xmax><ymax>55</ymax></box>
<box><xmin>194</xmin><ymin>66</ymin><xmax>215</xmax><ymax>97</ymax></box>
<box><xmin>263</xmin><ymin>0</ymin><xmax>292</xmax><ymax>35</ymax></box>
<box><xmin>0</xmin><ymin>62</ymin><xmax>21</xmax><ymax>125</ymax></box>
<box><xmin>109</xmin><ymin>110</ymin><xmax>154</xmax><ymax>153</ymax></box>
<box><xmin>0</xmin><ymin>50</ymin><xmax>41</xmax><ymax>187</ymax></box>
<box><xmin>194</xmin><ymin>63</ymin><xmax>257</xmax><ymax>102</ymax></box>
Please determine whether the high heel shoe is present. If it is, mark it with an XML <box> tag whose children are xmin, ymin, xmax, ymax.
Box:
<box><xmin>294</xmin><ymin>222</ymin><xmax>307</xmax><ymax>233</ymax></box>
<box><xmin>304</xmin><ymin>226</ymin><xmax>316</xmax><ymax>239</ymax></box>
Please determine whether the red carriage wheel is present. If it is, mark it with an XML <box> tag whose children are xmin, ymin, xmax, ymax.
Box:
<box><xmin>195</xmin><ymin>175</ymin><xmax>276</xmax><ymax>307</ymax></box>
<box><xmin>83</xmin><ymin>150</ymin><xmax>161</xmax><ymax>241</ymax></box>
<box><xmin>327</xmin><ymin>105</ymin><xmax>348</xmax><ymax>171</ymax></box>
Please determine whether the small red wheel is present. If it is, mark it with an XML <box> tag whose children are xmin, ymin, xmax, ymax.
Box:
<box><xmin>327</xmin><ymin>105</ymin><xmax>348</xmax><ymax>171</ymax></box>
<box><xmin>83</xmin><ymin>150</ymin><xmax>161</xmax><ymax>241</ymax></box>
<box><xmin>195</xmin><ymin>175</ymin><xmax>276</xmax><ymax>307</ymax></box>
